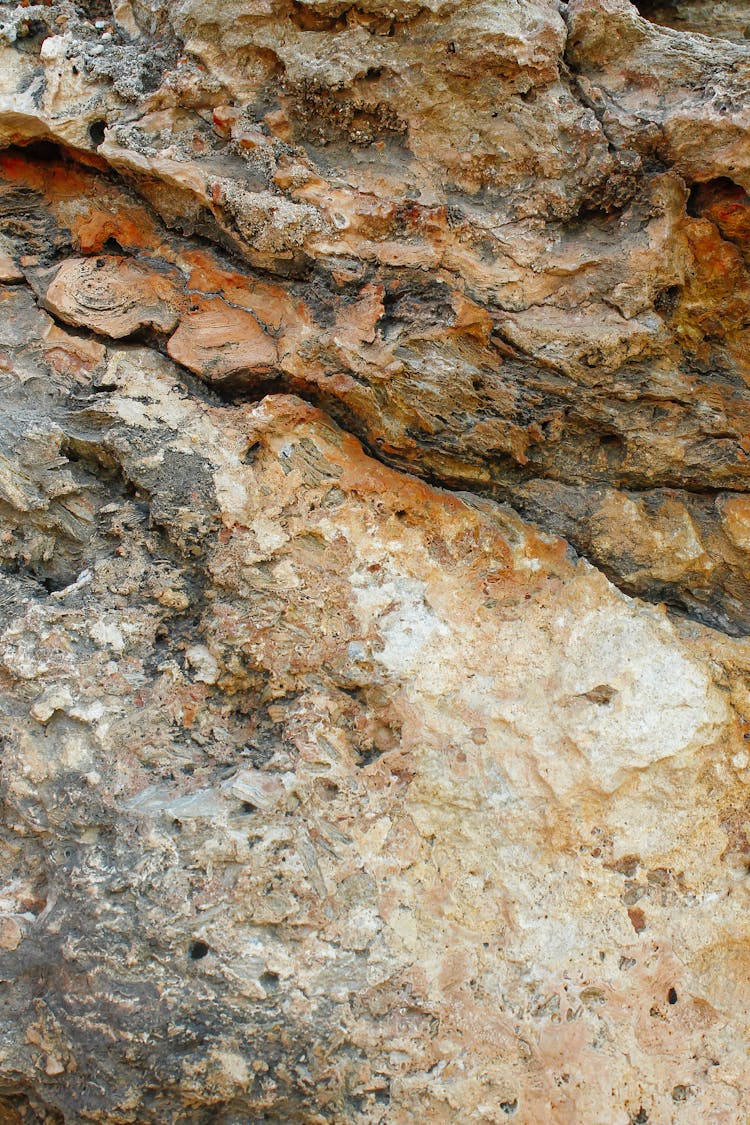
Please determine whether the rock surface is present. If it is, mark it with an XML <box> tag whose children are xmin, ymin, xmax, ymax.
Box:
<box><xmin>2</xmin><ymin>1</ymin><xmax>750</xmax><ymax>1122</ymax></box>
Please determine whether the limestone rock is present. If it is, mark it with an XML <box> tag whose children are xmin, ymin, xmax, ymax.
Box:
<box><xmin>166</xmin><ymin>296</ymin><xmax>279</xmax><ymax>386</ymax></box>
<box><xmin>2</xmin><ymin>1</ymin><xmax>750</xmax><ymax>1122</ymax></box>
<box><xmin>39</xmin><ymin>256</ymin><xmax>182</xmax><ymax>338</ymax></box>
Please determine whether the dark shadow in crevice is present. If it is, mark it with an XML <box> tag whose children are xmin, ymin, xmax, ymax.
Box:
<box><xmin>632</xmin><ymin>0</ymin><xmax>750</xmax><ymax>43</ymax></box>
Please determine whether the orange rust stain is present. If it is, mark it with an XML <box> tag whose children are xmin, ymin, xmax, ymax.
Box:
<box><xmin>628</xmin><ymin>907</ymin><xmax>646</xmax><ymax>933</ymax></box>
<box><xmin>693</xmin><ymin>179</ymin><xmax>750</xmax><ymax>250</ymax></box>
<box><xmin>76</xmin><ymin>208</ymin><xmax>158</xmax><ymax>253</ymax></box>
<box><xmin>167</xmin><ymin>295</ymin><xmax>278</xmax><ymax>381</ymax></box>
<box><xmin>0</xmin><ymin>149</ymin><xmax>104</xmax><ymax>200</ymax></box>
<box><xmin>0</xmin><ymin>149</ymin><xmax>161</xmax><ymax>251</ymax></box>
<box><xmin>181</xmin><ymin>251</ymin><xmax>304</xmax><ymax>334</ymax></box>
<box><xmin>450</xmin><ymin>291</ymin><xmax>493</xmax><ymax>342</ymax></box>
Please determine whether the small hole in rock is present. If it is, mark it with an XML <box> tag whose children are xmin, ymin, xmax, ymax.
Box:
<box><xmin>88</xmin><ymin>119</ymin><xmax>106</xmax><ymax>146</ymax></box>
<box><xmin>189</xmin><ymin>940</ymin><xmax>209</xmax><ymax>960</ymax></box>
<box><xmin>243</xmin><ymin>441</ymin><xmax>262</xmax><ymax>464</ymax></box>
<box><xmin>654</xmin><ymin>284</ymin><xmax>680</xmax><ymax>316</ymax></box>
<box><xmin>668</xmin><ymin>986</ymin><xmax>678</xmax><ymax>1004</ymax></box>
<box><xmin>260</xmin><ymin>970</ymin><xmax>280</xmax><ymax>991</ymax></box>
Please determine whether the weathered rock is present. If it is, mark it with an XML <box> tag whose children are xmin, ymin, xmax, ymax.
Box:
<box><xmin>40</xmin><ymin>256</ymin><xmax>182</xmax><ymax>337</ymax></box>
<box><xmin>166</xmin><ymin>295</ymin><xmax>279</xmax><ymax>386</ymax></box>
<box><xmin>2</xmin><ymin>1</ymin><xmax>750</xmax><ymax>1122</ymax></box>
<box><xmin>3</xmin><ymin>298</ymin><xmax>750</xmax><ymax>1123</ymax></box>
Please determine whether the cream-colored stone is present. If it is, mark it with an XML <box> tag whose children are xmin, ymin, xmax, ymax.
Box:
<box><xmin>0</xmin><ymin>916</ymin><xmax>23</xmax><ymax>951</ymax></box>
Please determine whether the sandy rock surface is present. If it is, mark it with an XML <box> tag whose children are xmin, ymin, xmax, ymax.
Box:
<box><xmin>2</xmin><ymin>1</ymin><xmax>750</xmax><ymax>1122</ymax></box>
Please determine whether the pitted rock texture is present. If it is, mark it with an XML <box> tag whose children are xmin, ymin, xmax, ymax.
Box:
<box><xmin>2</xmin><ymin>1</ymin><xmax>750</xmax><ymax>1123</ymax></box>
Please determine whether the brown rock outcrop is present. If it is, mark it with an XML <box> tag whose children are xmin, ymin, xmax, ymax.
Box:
<box><xmin>2</xmin><ymin>1</ymin><xmax>750</xmax><ymax>1122</ymax></box>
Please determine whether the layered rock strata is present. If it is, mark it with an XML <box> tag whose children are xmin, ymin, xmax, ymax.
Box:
<box><xmin>2</xmin><ymin>1</ymin><xmax>750</xmax><ymax>1122</ymax></box>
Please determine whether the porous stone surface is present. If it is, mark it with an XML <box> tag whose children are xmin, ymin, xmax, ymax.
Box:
<box><xmin>2</xmin><ymin>1</ymin><xmax>750</xmax><ymax>1122</ymax></box>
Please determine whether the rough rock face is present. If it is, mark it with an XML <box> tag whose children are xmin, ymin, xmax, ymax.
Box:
<box><xmin>2</xmin><ymin>1</ymin><xmax>750</xmax><ymax>1122</ymax></box>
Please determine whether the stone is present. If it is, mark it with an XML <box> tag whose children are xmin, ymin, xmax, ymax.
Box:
<box><xmin>40</xmin><ymin>256</ymin><xmax>182</xmax><ymax>338</ymax></box>
<box><xmin>1</xmin><ymin>1</ymin><xmax>750</xmax><ymax>1122</ymax></box>
<box><xmin>0</xmin><ymin>916</ymin><xmax>23</xmax><ymax>951</ymax></box>
<box><xmin>166</xmin><ymin>295</ymin><xmax>279</xmax><ymax>385</ymax></box>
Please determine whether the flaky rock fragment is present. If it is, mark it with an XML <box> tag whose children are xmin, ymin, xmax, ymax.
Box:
<box><xmin>40</xmin><ymin>255</ymin><xmax>182</xmax><ymax>337</ymax></box>
<box><xmin>166</xmin><ymin>295</ymin><xmax>279</xmax><ymax>385</ymax></box>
